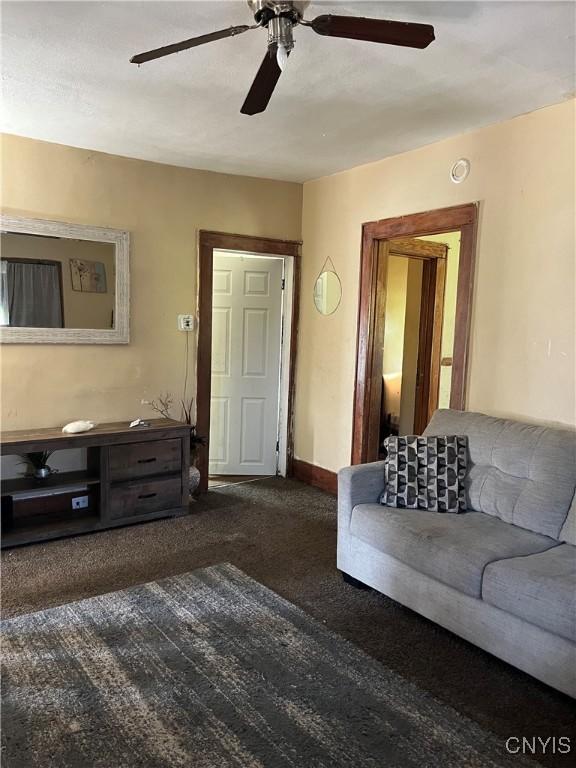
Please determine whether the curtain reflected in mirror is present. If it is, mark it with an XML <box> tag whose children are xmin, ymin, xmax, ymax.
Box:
<box><xmin>1</xmin><ymin>260</ymin><xmax>63</xmax><ymax>327</ymax></box>
<box><xmin>0</xmin><ymin>233</ymin><xmax>115</xmax><ymax>329</ymax></box>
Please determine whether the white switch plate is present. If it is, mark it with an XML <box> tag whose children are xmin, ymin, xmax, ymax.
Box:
<box><xmin>178</xmin><ymin>314</ymin><xmax>195</xmax><ymax>331</ymax></box>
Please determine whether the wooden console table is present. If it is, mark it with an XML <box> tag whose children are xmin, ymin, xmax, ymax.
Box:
<box><xmin>0</xmin><ymin>419</ymin><xmax>191</xmax><ymax>548</ymax></box>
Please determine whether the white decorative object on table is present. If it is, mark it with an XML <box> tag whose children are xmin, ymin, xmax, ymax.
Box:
<box><xmin>129</xmin><ymin>418</ymin><xmax>150</xmax><ymax>428</ymax></box>
<box><xmin>62</xmin><ymin>420</ymin><xmax>96</xmax><ymax>434</ymax></box>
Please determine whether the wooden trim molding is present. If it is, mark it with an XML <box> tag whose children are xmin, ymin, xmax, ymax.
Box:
<box><xmin>292</xmin><ymin>459</ymin><xmax>338</xmax><ymax>496</ymax></box>
<box><xmin>200</xmin><ymin>231</ymin><xmax>301</xmax><ymax>256</ymax></box>
<box><xmin>196</xmin><ymin>230</ymin><xmax>302</xmax><ymax>493</ymax></box>
<box><xmin>389</xmin><ymin>238</ymin><xmax>447</xmax><ymax>260</ymax></box>
<box><xmin>363</xmin><ymin>203</ymin><xmax>476</xmax><ymax>241</ymax></box>
<box><xmin>352</xmin><ymin>203</ymin><xmax>479</xmax><ymax>465</ymax></box>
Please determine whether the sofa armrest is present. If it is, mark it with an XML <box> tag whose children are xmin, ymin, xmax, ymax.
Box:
<box><xmin>338</xmin><ymin>461</ymin><xmax>386</xmax><ymax>531</ymax></box>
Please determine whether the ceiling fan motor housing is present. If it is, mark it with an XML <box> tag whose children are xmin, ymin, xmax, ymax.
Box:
<box><xmin>267</xmin><ymin>16</ymin><xmax>294</xmax><ymax>52</ymax></box>
<box><xmin>247</xmin><ymin>1</ymin><xmax>309</xmax><ymax>25</ymax></box>
<box><xmin>248</xmin><ymin>1</ymin><xmax>306</xmax><ymax>54</ymax></box>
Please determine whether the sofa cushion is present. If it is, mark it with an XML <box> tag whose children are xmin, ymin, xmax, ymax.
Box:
<box><xmin>380</xmin><ymin>435</ymin><xmax>467</xmax><ymax>512</ymax></box>
<box><xmin>424</xmin><ymin>410</ymin><xmax>576</xmax><ymax>540</ymax></box>
<box><xmin>482</xmin><ymin>545</ymin><xmax>576</xmax><ymax>643</ymax></box>
<box><xmin>350</xmin><ymin>504</ymin><xmax>557</xmax><ymax>598</ymax></box>
<box><xmin>559</xmin><ymin>492</ymin><xmax>576</xmax><ymax>546</ymax></box>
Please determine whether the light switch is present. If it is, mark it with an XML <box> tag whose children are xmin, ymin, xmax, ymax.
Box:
<box><xmin>178</xmin><ymin>314</ymin><xmax>195</xmax><ymax>331</ymax></box>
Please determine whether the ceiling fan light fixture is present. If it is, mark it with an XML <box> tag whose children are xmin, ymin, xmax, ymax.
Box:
<box><xmin>276</xmin><ymin>43</ymin><xmax>289</xmax><ymax>71</ymax></box>
<box><xmin>267</xmin><ymin>14</ymin><xmax>293</xmax><ymax>72</ymax></box>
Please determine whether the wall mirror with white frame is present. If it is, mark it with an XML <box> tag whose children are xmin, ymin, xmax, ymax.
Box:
<box><xmin>0</xmin><ymin>216</ymin><xmax>129</xmax><ymax>344</ymax></box>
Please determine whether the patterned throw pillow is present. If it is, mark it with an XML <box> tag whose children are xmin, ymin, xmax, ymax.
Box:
<box><xmin>380</xmin><ymin>435</ymin><xmax>468</xmax><ymax>513</ymax></box>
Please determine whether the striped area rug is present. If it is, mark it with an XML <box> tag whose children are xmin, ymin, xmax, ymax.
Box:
<box><xmin>2</xmin><ymin>563</ymin><xmax>538</xmax><ymax>767</ymax></box>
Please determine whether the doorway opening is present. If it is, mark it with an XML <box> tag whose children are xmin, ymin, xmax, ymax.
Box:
<box><xmin>197</xmin><ymin>232</ymin><xmax>301</xmax><ymax>493</ymax></box>
<box><xmin>379</xmin><ymin>233</ymin><xmax>460</xmax><ymax>453</ymax></box>
<box><xmin>209</xmin><ymin>250</ymin><xmax>286</xmax><ymax>480</ymax></box>
<box><xmin>353</xmin><ymin>204</ymin><xmax>478</xmax><ymax>465</ymax></box>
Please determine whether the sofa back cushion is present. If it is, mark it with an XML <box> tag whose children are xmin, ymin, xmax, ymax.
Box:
<box><xmin>559</xmin><ymin>492</ymin><xmax>576</xmax><ymax>546</ymax></box>
<box><xmin>424</xmin><ymin>410</ymin><xmax>576</xmax><ymax>539</ymax></box>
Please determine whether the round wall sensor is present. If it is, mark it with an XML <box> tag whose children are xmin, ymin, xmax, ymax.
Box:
<box><xmin>450</xmin><ymin>158</ymin><xmax>470</xmax><ymax>184</ymax></box>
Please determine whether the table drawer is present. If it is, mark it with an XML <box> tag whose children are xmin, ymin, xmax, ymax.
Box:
<box><xmin>109</xmin><ymin>476</ymin><xmax>182</xmax><ymax>520</ymax></box>
<box><xmin>109</xmin><ymin>439</ymin><xmax>181</xmax><ymax>482</ymax></box>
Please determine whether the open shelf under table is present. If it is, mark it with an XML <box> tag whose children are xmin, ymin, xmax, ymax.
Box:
<box><xmin>2</xmin><ymin>471</ymin><xmax>100</xmax><ymax>499</ymax></box>
<box><xmin>1</xmin><ymin>511</ymin><xmax>101</xmax><ymax>547</ymax></box>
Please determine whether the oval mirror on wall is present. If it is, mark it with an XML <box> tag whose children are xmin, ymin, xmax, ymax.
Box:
<box><xmin>314</xmin><ymin>270</ymin><xmax>342</xmax><ymax>315</ymax></box>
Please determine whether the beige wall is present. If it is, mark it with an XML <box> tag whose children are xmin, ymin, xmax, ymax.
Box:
<box><xmin>295</xmin><ymin>100</ymin><xmax>575</xmax><ymax>472</ymax></box>
<box><xmin>0</xmin><ymin>134</ymin><xmax>302</xmax><ymax>430</ymax></box>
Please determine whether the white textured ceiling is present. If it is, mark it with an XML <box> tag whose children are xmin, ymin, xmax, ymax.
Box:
<box><xmin>1</xmin><ymin>1</ymin><xmax>574</xmax><ymax>182</ymax></box>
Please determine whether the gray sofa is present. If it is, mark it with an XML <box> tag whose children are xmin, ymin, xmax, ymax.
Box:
<box><xmin>338</xmin><ymin>409</ymin><xmax>576</xmax><ymax>697</ymax></box>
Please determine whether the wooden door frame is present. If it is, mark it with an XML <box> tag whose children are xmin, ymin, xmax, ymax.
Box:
<box><xmin>197</xmin><ymin>231</ymin><xmax>302</xmax><ymax>492</ymax></box>
<box><xmin>352</xmin><ymin>203</ymin><xmax>478</xmax><ymax>465</ymax></box>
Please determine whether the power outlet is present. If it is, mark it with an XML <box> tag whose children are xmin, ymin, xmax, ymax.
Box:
<box><xmin>178</xmin><ymin>314</ymin><xmax>195</xmax><ymax>331</ymax></box>
<box><xmin>72</xmin><ymin>496</ymin><xmax>89</xmax><ymax>510</ymax></box>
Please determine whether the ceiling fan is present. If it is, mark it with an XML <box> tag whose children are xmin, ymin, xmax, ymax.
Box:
<box><xmin>130</xmin><ymin>1</ymin><xmax>435</xmax><ymax>115</ymax></box>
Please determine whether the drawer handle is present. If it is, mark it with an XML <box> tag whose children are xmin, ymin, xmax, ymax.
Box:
<box><xmin>138</xmin><ymin>492</ymin><xmax>157</xmax><ymax>500</ymax></box>
<box><xmin>137</xmin><ymin>457</ymin><xmax>157</xmax><ymax>464</ymax></box>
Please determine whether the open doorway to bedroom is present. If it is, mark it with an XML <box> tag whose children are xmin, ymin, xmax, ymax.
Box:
<box><xmin>379</xmin><ymin>232</ymin><xmax>461</xmax><ymax>455</ymax></box>
<box><xmin>353</xmin><ymin>204</ymin><xmax>477</xmax><ymax>465</ymax></box>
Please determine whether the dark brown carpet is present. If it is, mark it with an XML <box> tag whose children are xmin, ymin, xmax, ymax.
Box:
<box><xmin>2</xmin><ymin>478</ymin><xmax>574</xmax><ymax>766</ymax></box>
<box><xmin>3</xmin><ymin>563</ymin><xmax>541</xmax><ymax>768</ymax></box>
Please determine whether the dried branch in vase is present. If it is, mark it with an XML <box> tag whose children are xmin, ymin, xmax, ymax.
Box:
<box><xmin>149</xmin><ymin>393</ymin><xmax>174</xmax><ymax>420</ymax></box>
<box><xmin>148</xmin><ymin>393</ymin><xmax>206</xmax><ymax>454</ymax></box>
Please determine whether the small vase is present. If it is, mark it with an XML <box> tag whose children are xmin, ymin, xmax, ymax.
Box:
<box><xmin>189</xmin><ymin>465</ymin><xmax>201</xmax><ymax>494</ymax></box>
<box><xmin>34</xmin><ymin>466</ymin><xmax>51</xmax><ymax>480</ymax></box>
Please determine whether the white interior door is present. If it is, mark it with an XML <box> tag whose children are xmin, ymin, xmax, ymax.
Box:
<box><xmin>209</xmin><ymin>252</ymin><xmax>284</xmax><ymax>475</ymax></box>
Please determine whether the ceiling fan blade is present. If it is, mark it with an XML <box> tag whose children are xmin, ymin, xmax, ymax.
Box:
<box><xmin>240</xmin><ymin>45</ymin><xmax>287</xmax><ymax>116</ymax></box>
<box><xmin>309</xmin><ymin>15</ymin><xmax>435</xmax><ymax>49</ymax></box>
<box><xmin>130</xmin><ymin>25</ymin><xmax>253</xmax><ymax>65</ymax></box>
